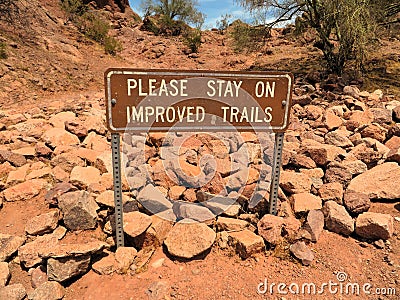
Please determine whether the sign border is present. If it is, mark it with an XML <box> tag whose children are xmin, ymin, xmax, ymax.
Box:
<box><xmin>105</xmin><ymin>68</ymin><xmax>293</xmax><ymax>133</ymax></box>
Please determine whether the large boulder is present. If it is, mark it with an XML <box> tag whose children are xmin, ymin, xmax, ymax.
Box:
<box><xmin>347</xmin><ymin>162</ymin><xmax>400</xmax><ymax>200</ymax></box>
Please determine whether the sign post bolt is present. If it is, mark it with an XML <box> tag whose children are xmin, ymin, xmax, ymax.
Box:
<box><xmin>111</xmin><ymin>98</ymin><xmax>117</xmax><ymax>105</ymax></box>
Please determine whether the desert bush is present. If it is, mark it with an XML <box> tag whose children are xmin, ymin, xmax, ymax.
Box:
<box><xmin>104</xmin><ymin>35</ymin><xmax>122</xmax><ymax>55</ymax></box>
<box><xmin>216</xmin><ymin>13</ymin><xmax>232</xmax><ymax>33</ymax></box>
<box><xmin>236</xmin><ymin>0</ymin><xmax>393</xmax><ymax>75</ymax></box>
<box><xmin>78</xmin><ymin>12</ymin><xmax>109</xmax><ymax>43</ymax></box>
<box><xmin>230</xmin><ymin>20</ymin><xmax>270</xmax><ymax>53</ymax></box>
<box><xmin>0</xmin><ymin>42</ymin><xmax>7</xmax><ymax>59</ymax></box>
<box><xmin>60</xmin><ymin>0</ymin><xmax>87</xmax><ymax>22</ymax></box>
<box><xmin>183</xmin><ymin>28</ymin><xmax>201</xmax><ymax>53</ymax></box>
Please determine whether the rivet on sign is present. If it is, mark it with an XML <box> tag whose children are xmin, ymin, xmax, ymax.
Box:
<box><xmin>282</xmin><ymin>100</ymin><xmax>287</xmax><ymax>106</ymax></box>
<box><xmin>111</xmin><ymin>98</ymin><xmax>117</xmax><ymax>105</ymax></box>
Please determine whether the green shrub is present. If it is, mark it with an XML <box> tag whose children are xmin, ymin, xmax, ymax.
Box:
<box><xmin>104</xmin><ymin>36</ymin><xmax>123</xmax><ymax>55</ymax></box>
<box><xmin>183</xmin><ymin>29</ymin><xmax>202</xmax><ymax>53</ymax></box>
<box><xmin>0</xmin><ymin>42</ymin><xmax>7</xmax><ymax>59</ymax></box>
<box><xmin>79</xmin><ymin>12</ymin><xmax>109</xmax><ymax>43</ymax></box>
<box><xmin>60</xmin><ymin>0</ymin><xmax>87</xmax><ymax>21</ymax></box>
<box><xmin>229</xmin><ymin>21</ymin><xmax>269</xmax><ymax>53</ymax></box>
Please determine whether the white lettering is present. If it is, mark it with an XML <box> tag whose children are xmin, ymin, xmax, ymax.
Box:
<box><xmin>127</xmin><ymin>79</ymin><xmax>137</xmax><ymax>96</ymax></box>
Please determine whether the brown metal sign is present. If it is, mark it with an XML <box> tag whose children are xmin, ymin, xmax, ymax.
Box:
<box><xmin>105</xmin><ymin>69</ymin><xmax>293</xmax><ymax>132</ymax></box>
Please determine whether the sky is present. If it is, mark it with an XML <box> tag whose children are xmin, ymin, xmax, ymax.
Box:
<box><xmin>128</xmin><ymin>0</ymin><xmax>252</xmax><ymax>28</ymax></box>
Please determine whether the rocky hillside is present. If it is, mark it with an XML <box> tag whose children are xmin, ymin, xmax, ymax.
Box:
<box><xmin>0</xmin><ymin>1</ymin><xmax>399</xmax><ymax>299</ymax></box>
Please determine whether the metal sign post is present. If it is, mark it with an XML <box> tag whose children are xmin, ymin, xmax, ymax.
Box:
<box><xmin>105</xmin><ymin>69</ymin><xmax>293</xmax><ymax>247</ymax></box>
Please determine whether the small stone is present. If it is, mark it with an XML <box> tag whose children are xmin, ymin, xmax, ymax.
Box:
<box><xmin>25</xmin><ymin>210</ymin><xmax>59</xmax><ymax>235</ymax></box>
<box><xmin>146</xmin><ymin>281</ymin><xmax>169</xmax><ymax>300</ymax></box>
<box><xmin>49</xmin><ymin>111</ymin><xmax>76</xmax><ymax>128</ymax></box>
<box><xmin>323</xmin><ymin>201</ymin><xmax>354</xmax><ymax>236</ymax></box>
<box><xmin>373</xmin><ymin>240</ymin><xmax>385</xmax><ymax>249</ymax></box>
<box><xmin>47</xmin><ymin>255</ymin><xmax>91</xmax><ymax>282</ymax></box>
<box><xmin>304</xmin><ymin>210</ymin><xmax>325</xmax><ymax>242</ymax></box>
<box><xmin>0</xmin><ymin>234</ymin><xmax>26</xmax><ymax>262</ymax></box>
<box><xmin>216</xmin><ymin>217</ymin><xmax>249</xmax><ymax>231</ymax></box>
<box><xmin>318</xmin><ymin>182</ymin><xmax>343</xmax><ymax>204</ymax></box>
<box><xmin>30</xmin><ymin>281</ymin><xmax>64</xmax><ymax>300</ymax></box>
<box><xmin>123</xmin><ymin>211</ymin><xmax>152</xmax><ymax>238</ymax></box>
<box><xmin>31</xmin><ymin>266</ymin><xmax>48</xmax><ymax>289</ymax></box>
<box><xmin>70</xmin><ymin>166</ymin><xmax>101</xmax><ymax>189</ymax></box>
<box><xmin>291</xmin><ymin>193</ymin><xmax>322</xmax><ymax>214</ymax></box>
<box><xmin>257</xmin><ymin>215</ymin><xmax>284</xmax><ymax>245</ymax></box>
<box><xmin>355</xmin><ymin>212</ymin><xmax>394</xmax><ymax>240</ymax></box>
<box><xmin>92</xmin><ymin>254</ymin><xmax>116</xmax><ymax>275</ymax></box>
<box><xmin>280</xmin><ymin>171</ymin><xmax>312</xmax><ymax>194</ymax></box>
<box><xmin>227</xmin><ymin>229</ymin><xmax>265</xmax><ymax>259</ymax></box>
<box><xmin>164</xmin><ymin>221</ymin><xmax>216</xmax><ymax>259</ymax></box>
<box><xmin>290</xmin><ymin>241</ymin><xmax>314</xmax><ymax>266</ymax></box>
<box><xmin>0</xmin><ymin>283</ymin><xmax>26</xmax><ymax>300</ymax></box>
<box><xmin>0</xmin><ymin>150</ymin><xmax>27</xmax><ymax>167</ymax></box>
<box><xmin>173</xmin><ymin>202</ymin><xmax>215</xmax><ymax>223</ymax></box>
<box><xmin>115</xmin><ymin>247</ymin><xmax>137</xmax><ymax>274</ymax></box>
<box><xmin>0</xmin><ymin>262</ymin><xmax>10</xmax><ymax>287</ymax></box>
<box><xmin>44</xmin><ymin>182</ymin><xmax>77</xmax><ymax>205</ymax></box>
<box><xmin>58</xmin><ymin>191</ymin><xmax>99</xmax><ymax>231</ymax></box>
<box><xmin>323</xmin><ymin>110</ymin><xmax>343</xmax><ymax>130</ymax></box>
<box><xmin>137</xmin><ymin>184</ymin><xmax>172</xmax><ymax>214</ymax></box>
<box><xmin>3</xmin><ymin>179</ymin><xmax>47</xmax><ymax>202</ymax></box>
<box><xmin>42</xmin><ymin>128</ymin><xmax>80</xmax><ymax>148</ymax></box>
<box><xmin>343</xmin><ymin>192</ymin><xmax>371</xmax><ymax>215</ymax></box>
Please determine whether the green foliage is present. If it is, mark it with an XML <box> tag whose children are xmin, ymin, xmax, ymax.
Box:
<box><xmin>0</xmin><ymin>42</ymin><xmax>7</xmax><ymax>59</ymax></box>
<box><xmin>104</xmin><ymin>36</ymin><xmax>123</xmax><ymax>55</ymax></box>
<box><xmin>230</xmin><ymin>20</ymin><xmax>270</xmax><ymax>53</ymax></box>
<box><xmin>236</xmin><ymin>0</ymin><xmax>388</xmax><ymax>75</ymax></box>
<box><xmin>216</xmin><ymin>13</ymin><xmax>232</xmax><ymax>32</ymax></box>
<box><xmin>183</xmin><ymin>28</ymin><xmax>202</xmax><ymax>53</ymax></box>
<box><xmin>141</xmin><ymin>0</ymin><xmax>204</xmax><ymax>26</ymax></box>
<box><xmin>60</xmin><ymin>0</ymin><xmax>122</xmax><ymax>55</ymax></box>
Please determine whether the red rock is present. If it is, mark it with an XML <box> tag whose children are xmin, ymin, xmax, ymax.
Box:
<box><xmin>65</xmin><ymin>119</ymin><xmax>88</xmax><ymax>138</ymax></box>
<box><xmin>291</xmin><ymin>193</ymin><xmax>322</xmax><ymax>213</ymax></box>
<box><xmin>355</xmin><ymin>212</ymin><xmax>393</xmax><ymax>240</ymax></box>
<box><xmin>323</xmin><ymin>110</ymin><xmax>343</xmax><ymax>130</ymax></box>
<box><xmin>323</xmin><ymin>201</ymin><xmax>354</xmax><ymax>236</ymax></box>
<box><xmin>360</xmin><ymin>123</ymin><xmax>387</xmax><ymax>142</ymax></box>
<box><xmin>12</xmin><ymin>146</ymin><xmax>36</xmax><ymax>157</ymax></box>
<box><xmin>49</xmin><ymin>111</ymin><xmax>76</xmax><ymax>128</ymax></box>
<box><xmin>343</xmin><ymin>192</ymin><xmax>371</xmax><ymax>215</ymax></box>
<box><xmin>6</xmin><ymin>164</ymin><xmax>29</xmax><ymax>185</ymax></box>
<box><xmin>227</xmin><ymin>229</ymin><xmax>265</xmax><ymax>259</ymax></box>
<box><xmin>318</xmin><ymin>182</ymin><xmax>343</xmax><ymax>204</ymax></box>
<box><xmin>42</xmin><ymin>128</ymin><xmax>80</xmax><ymax>148</ymax></box>
<box><xmin>168</xmin><ymin>186</ymin><xmax>186</xmax><ymax>200</ymax></box>
<box><xmin>83</xmin><ymin>132</ymin><xmax>109</xmax><ymax>152</ymax></box>
<box><xmin>123</xmin><ymin>211</ymin><xmax>152</xmax><ymax>238</ymax></box>
<box><xmin>35</xmin><ymin>142</ymin><xmax>52</xmax><ymax>156</ymax></box>
<box><xmin>257</xmin><ymin>214</ymin><xmax>284</xmax><ymax>245</ymax></box>
<box><xmin>290</xmin><ymin>241</ymin><xmax>314</xmax><ymax>266</ymax></box>
<box><xmin>0</xmin><ymin>150</ymin><xmax>26</xmax><ymax>167</ymax></box>
<box><xmin>304</xmin><ymin>209</ymin><xmax>325</xmax><ymax>242</ymax></box>
<box><xmin>3</xmin><ymin>179</ymin><xmax>47</xmax><ymax>202</ymax></box>
<box><xmin>25</xmin><ymin>210</ymin><xmax>59</xmax><ymax>235</ymax></box>
<box><xmin>280</xmin><ymin>171</ymin><xmax>312</xmax><ymax>194</ymax></box>
<box><xmin>70</xmin><ymin>166</ymin><xmax>101</xmax><ymax>189</ymax></box>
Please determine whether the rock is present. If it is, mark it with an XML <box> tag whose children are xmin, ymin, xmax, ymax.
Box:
<box><xmin>343</xmin><ymin>192</ymin><xmax>371</xmax><ymax>215</ymax></box>
<box><xmin>3</xmin><ymin>179</ymin><xmax>47</xmax><ymax>202</ymax></box>
<box><xmin>42</xmin><ymin>128</ymin><xmax>80</xmax><ymax>148</ymax></box>
<box><xmin>355</xmin><ymin>212</ymin><xmax>394</xmax><ymax>240</ymax></box>
<box><xmin>0</xmin><ymin>234</ymin><xmax>25</xmax><ymax>262</ymax></box>
<box><xmin>370</xmin><ymin>108</ymin><xmax>392</xmax><ymax>125</ymax></box>
<box><xmin>65</xmin><ymin>120</ymin><xmax>88</xmax><ymax>138</ymax></box>
<box><xmin>25</xmin><ymin>210</ymin><xmax>59</xmax><ymax>235</ymax></box>
<box><xmin>173</xmin><ymin>202</ymin><xmax>215</xmax><ymax>223</ymax></box>
<box><xmin>123</xmin><ymin>211</ymin><xmax>152</xmax><ymax>238</ymax></box>
<box><xmin>134</xmin><ymin>215</ymin><xmax>173</xmax><ymax>248</ymax></box>
<box><xmin>58</xmin><ymin>191</ymin><xmax>99</xmax><ymax>230</ymax></box>
<box><xmin>347</xmin><ymin>162</ymin><xmax>400</xmax><ymax>200</ymax></box>
<box><xmin>291</xmin><ymin>193</ymin><xmax>322</xmax><ymax>214</ymax></box>
<box><xmin>318</xmin><ymin>182</ymin><xmax>343</xmax><ymax>204</ymax></box>
<box><xmin>164</xmin><ymin>221</ymin><xmax>216</xmax><ymax>259</ymax></box>
<box><xmin>257</xmin><ymin>214</ymin><xmax>284</xmax><ymax>245</ymax></box>
<box><xmin>35</xmin><ymin>143</ymin><xmax>52</xmax><ymax>157</ymax></box>
<box><xmin>227</xmin><ymin>229</ymin><xmax>265</xmax><ymax>259</ymax></box>
<box><xmin>341</xmin><ymin>159</ymin><xmax>367</xmax><ymax>176</ymax></box>
<box><xmin>280</xmin><ymin>171</ymin><xmax>312</xmax><ymax>194</ymax></box>
<box><xmin>83</xmin><ymin>132</ymin><xmax>109</xmax><ymax>152</ymax></box>
<box><xmin>324</xmin><ymin>163</ymin><xmax>353</xmax><ymax>185</ymax></box>
<box><xmin>30</xmin><ymin>281</ymin><xmax>64</xmax><ymax>300</ymax></box>
<box><xmin>216</xmin><ymin>217</ymin><xmax>249</xmax><ymax>231</ymax></box>
<box><xmin>323</xmin><ymin>201</ymin><xmax>354</xmax><ymax>236</ymax></box>
<box><xmin>0</xmin><ymin>262</ymin><xmax>10</xmax><ymax>287</ymax></box>
<box><xmin>12</xmin><ymin>146</ymin><xmax>36</xmax><ymax>157</ymax></box>
<box><xmin>30</xmin><ymin>266</ymin><xmax>48</xmax><ymax>289</ymax></box>
<box><xmin>115</xmin><ymin>247</ymin><xmax>137</xmax><ymax>274</ymax></box>
<box><xmin>289</xmin><ymin>241</ymin><xmax>314</xmax><ymax>266</ymax></box>
<box><xmin>44</xmin><ymin>182</ymin><xmax>77</xmax><ymax>205</ymax></box>
<box><xmin>304</xmin><ymin>210</ymin><xmax>324</xmax><ymax>242</ymax></box>
<box><xmin>94</xmin><ymin>151</ymin><xmax>112</xmax><ymax>174</ymax></box>
<box><xmin>51</xmin><ymin>152</ymin><xmax>85</xmax><ymax>173</ymax></box>
<box><xmin>306</xmin><ymin>143</ymin><xmax>345</xmax><ymax>166</ymax></box>
<box><xmin>343</xmin><ymin>85</ymin><xmax>360</xmax><ymax>99</ymax></box>
<box><xmin>70</xmin><ymin>166</ymin><xmax>101</xmax><ymax>189</ymax></box>
<box><xmin>324</xmin><ymin>130</ymin><xmax>353</xmax><ymax>148</ymax></box>
<box><xmin>0</xmin><ymin>150</ymin><xmax>26</xmax><ymax>167</ymax></box>
<box><xmin>146</xmin><ymin>281</ymin><xmax>169</xmax><ymax>300</ymax></box>
<box><xmin>323</xmin><ymin>110</ymin><xmax>343</xmax><ymax>130</ymax></box>
<box><xmin>290</xmin><ymin>154</ymin><xmax>316</xmax><ymax>169</ymax></box>
<box><xmin>47</xmin><ymin>255</ymin><xmax>91</xmax><ymax>282</ymax></box>
<box><xmin>49</xmin><ymin>111</ymin><xmax>76</xmax><ymax>128</ymax></box>
<box><xmin>92</xmin><ymin>253</ymin><xmax>116</xmax><ymax>275</ymax></box>
<box><xmin>300</xmin><ymin>168</ymin><xmax>324</xmax><ymax>189</ymax></box>
<box><xmin>137</xmin><ymin>184</ymin><xmax>172</xmax><ymax>214</ymax></box>
<box><xmin>0</xmin><ymin>283</ymin><xmax>26</xmax><ymax>300</ymax></box>
<box><xmin>126</xmin><ymin>173</ymin><xmax>147</xmax><ymax>191</ymax></box>
<box><xmin>360</xmin><ymin>123</ymin><xmax>387</xmax><ymax>142</ymax></box>
<box><xmin>95</xmin><ymin>190</ymin><xmax>130</xmax><ymax>208</ymax></box>
<box><xmin>18</xmin><ymin>235</ymin><xmax>58</xmax><ymax>268</ymax></box>
<box><xmin>6</xmin><ymin>164</ymin><xmax>29</xmax><ymax>185</ymax></box>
